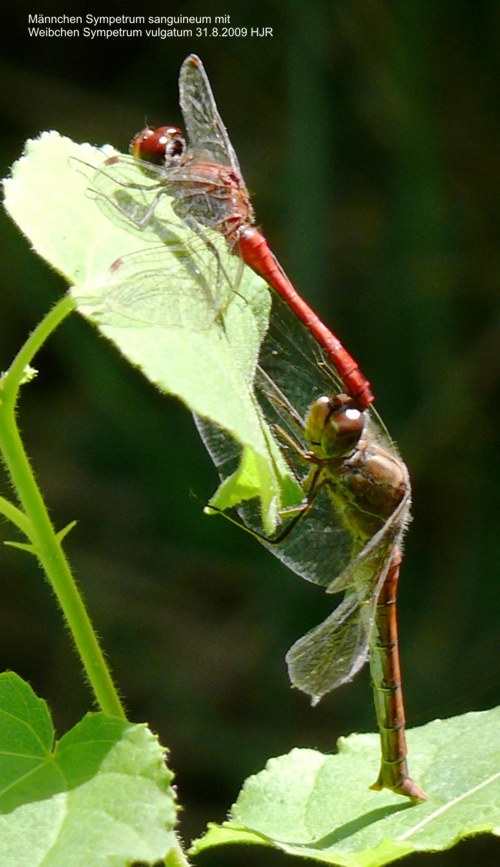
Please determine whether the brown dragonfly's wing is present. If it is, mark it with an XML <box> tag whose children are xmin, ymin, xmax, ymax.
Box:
<box><xmin>179</xmin><ymin>54</ymin><xmax>242</xmax><ymax>173</ymax></box>
<box><xmin>197</xmin><ymin>408</ymin><xmax>359</xmax><ymax>589</ymax></box>
<box><xmin>198</xmin><ymin>290</ymin><xmax>410</xmax><ymax>593</ymax></box>
<box><xmin>325</xmin><ymin>477</ymin><xmax>411</xmax><ymax>597</ymax></box>
<box><xmin>286</xmin><ymin>491</ymin><xmax>410</xmax><ymax>703</ymax></box>
<box><xmin>286</xmin><ymin>589</ymin><xmax>373</xmax><ymax>704</ymax></box>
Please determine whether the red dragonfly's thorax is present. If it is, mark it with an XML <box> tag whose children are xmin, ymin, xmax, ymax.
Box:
<box><xmin>178</xmin><ymin>160</ymin><xmax>255</xmax><ymax>239</ymax></box>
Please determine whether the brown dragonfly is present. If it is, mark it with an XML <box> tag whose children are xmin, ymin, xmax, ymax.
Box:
<box><xmin>197</xmin><ymin>293</ymin><xmax>426</xmax><ymax>802</ymax></box>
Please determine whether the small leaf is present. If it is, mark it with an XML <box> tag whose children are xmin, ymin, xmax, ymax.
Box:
<box><xmin>192</xmin><ymin>707</ymin><xmax>500</xmax><ymax>865</ymax></box>
<box><xmin>0</xmin><ymin>672</ymin><xmax>177</xmax><ymax>866</ymax></box>
<box><xmin>3</xmin><ymin>540</ymin><xmax>36</xmax><ymax>554</ymax></box>
<box><xmin>55</xmin><ymin>519</ymin><xmax>78</xmax><ymax>543</ymax></box>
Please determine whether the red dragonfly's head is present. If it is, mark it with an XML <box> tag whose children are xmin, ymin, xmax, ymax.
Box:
<box><xmin>130</xmin><ymin>125</ymin><xmax>186</xmax><ymax>168</ymax></box>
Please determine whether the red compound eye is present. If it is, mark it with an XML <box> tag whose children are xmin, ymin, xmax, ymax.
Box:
<box><xmin>130</xmin><ymin>125</ymin><xmax>186</xmax><ymax>167</ymax></box>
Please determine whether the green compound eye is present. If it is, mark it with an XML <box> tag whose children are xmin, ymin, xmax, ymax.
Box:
<box><xmin>304</xmin><ymin>394</ymin><xmax>365</xmax><ymax>459</ymax></box>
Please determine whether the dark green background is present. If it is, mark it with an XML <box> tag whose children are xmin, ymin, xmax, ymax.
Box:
<box><xmin>0</xmin><ymin>1</ymin><xmax>498</xmax><ymax>864</ymax></box>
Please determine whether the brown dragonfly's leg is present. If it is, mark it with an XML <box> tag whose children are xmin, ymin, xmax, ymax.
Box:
<box><xmin>369</xmin><ymin>547</ymin><xmax>427</xmax><ymax>802</ymax></box>
<box><xmin>206</xmin><ymin>465</ymin><xmax>326</xmax><ymax>546</ymax></box>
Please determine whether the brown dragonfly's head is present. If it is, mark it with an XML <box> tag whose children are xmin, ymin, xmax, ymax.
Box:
<box><xmin>305</xmin><ymin>394</ymin><xmax>365</xmax><ymax>460</ymax></box>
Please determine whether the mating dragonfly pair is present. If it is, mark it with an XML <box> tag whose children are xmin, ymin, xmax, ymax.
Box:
<box><xmin>84</xmin><ymin>54</ymin><xmax>426</xmax><ymax>802</ymax></box>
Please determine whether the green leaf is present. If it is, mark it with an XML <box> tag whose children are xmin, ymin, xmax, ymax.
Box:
<box><xmin>0</xmin><ymin>672</ymin><xmax>177</xmax><ymax>866</ymax></box>
<box><xmin>55</xmin><ymin>519</ymin><xmax>78</xmax><ymax>544</ymax></box>
<box><xmin>192</xmin><ymin>707</ymin><xmax>500</xmax><ymax>865</ymax></box>
<box><xmin>3</xmin><ymin>540</ymin><xmax>36</xmax><ymax>554</ymax></box>
<box><xmin>3</xmin><ymin>131</ymin><xmax>301</xmax><ymax>532</ymax></box>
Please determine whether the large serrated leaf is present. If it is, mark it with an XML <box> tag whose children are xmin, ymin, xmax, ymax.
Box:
<box><xmin>192</xmin><ymin>707</ymin><xmax>500</xmax><ymax>865</ymax></box>
<box><xmin>0</xmin><ymin>672</ymin><xmax>176</xmax><ymax>866</ymax></box>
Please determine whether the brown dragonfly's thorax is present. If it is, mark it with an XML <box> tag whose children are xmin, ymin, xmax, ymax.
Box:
<box><xmin>334</xmin><ymin>437</ymin><xmax>410</xmax><ymax>541</ymax></box>
<box><xmin>302</xmin><ymin>395</ymin><xmax>408</xmax><ymax>540</ymax></box>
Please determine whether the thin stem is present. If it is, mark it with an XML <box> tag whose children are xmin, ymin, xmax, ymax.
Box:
<box><xmin>0</xmin><ymin>294</ymin><xmax>126</xmax><ymax>719</ymax></box>
<box><xmin>2</xmin><ymin>294</ymin><xmax>75</xmax><ymax>408</ymax></box>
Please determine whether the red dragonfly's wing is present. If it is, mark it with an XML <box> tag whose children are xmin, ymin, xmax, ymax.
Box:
<box><xmin>179</xmin><ymin>54</ymin><xmax>242</xmax><ymax>173</ymax></box>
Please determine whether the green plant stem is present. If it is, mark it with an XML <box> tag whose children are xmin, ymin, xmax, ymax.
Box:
<box><xmin>1</xmin><ymin>295</ymin><xmax>74</xmax><ymax>406</ymax></box>
<box><xmin>0</xmin><ymin>295</ymin><xmax>125</xmax><ymax>719</ymax></box>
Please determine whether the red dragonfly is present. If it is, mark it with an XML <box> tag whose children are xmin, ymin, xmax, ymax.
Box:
<box><xmin>105</xmin><ymin>53</ymin><xmax>374</xmax><ymax>411</ymax></box>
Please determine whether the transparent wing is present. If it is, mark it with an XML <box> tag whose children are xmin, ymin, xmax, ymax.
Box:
<box><xmin>286</xmin><ymin>590</ymin><xmax>374</xmax><ymax>703</ymax></box>
<box><xmin>179</xmin><ymin>54</ymin><xmax>241</xmax><ymax>173</ymax></box>
<box><xmin>73</xmin><ymin>154</ymin><xmax>243</xmax><ymax>332</ymax></box>
<box><xmin>75</xmin><ymin>153</ymin><xmax>171</xmax><ymax>239</ymax></box>
<box><xmin>198</xmin><ymin>409</ymin><xmax>358</xmax><ymax>586</ymax></box>
<box><xmin>89</xmin><ymin>235</ymin><xmax>240</xmax><ymax>333</ymax></box>
<box><xmin>286</xmin><ymin>499</ymin><xmax>408</xmax><ymax>702</ymax></box>
<box><xmin>199</xmin><ymin>289</ymin><xmax>406</xmax><ymax>583</ymax></box>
